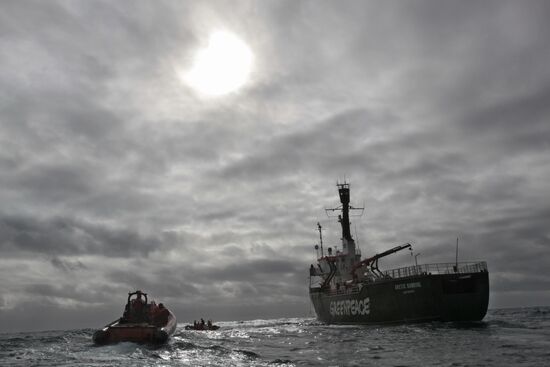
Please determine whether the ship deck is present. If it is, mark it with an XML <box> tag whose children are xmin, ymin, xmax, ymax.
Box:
<box><xmin>310</xmin><ymin>261</ymin><xmax>488</xmax><ymax>296</ymax></box>
<box><xmin>383</xmin><ymin>261</ymin><xmax>487</xmax><ymax>279</ymax></box>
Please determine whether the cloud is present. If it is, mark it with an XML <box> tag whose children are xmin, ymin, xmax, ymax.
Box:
<box><xmin>0</xmin><ymin>215</ymin><xmax>169</xmax><ymax>257</ymax></box>
<box><xmin>50</xmin><ymin>256</ymin><xmax>88</xmax><ymax>272</ymax></box>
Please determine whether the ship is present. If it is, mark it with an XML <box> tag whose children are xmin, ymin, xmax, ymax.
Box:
<box><xmin>308</xmin><ymin>182</ymin><xmax>489</xmax><ymax>324</ymax></box>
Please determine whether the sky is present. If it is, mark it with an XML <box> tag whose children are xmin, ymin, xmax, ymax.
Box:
<box><xmin>1</xmin><ymin>0</ymin><xmax>549</xmax><ymax>332</ymax></box>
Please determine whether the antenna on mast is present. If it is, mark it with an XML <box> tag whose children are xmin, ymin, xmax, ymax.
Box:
<box><xmin>354</xmin><ymin>223</ymin><xmax>362</xmax><ymax>255</ymax></box>
<box><xmin>455</xmin><ymin>237</ymin><xmax>459</xmax><ymax>272</ymax></box>
<box><xmin>317</xmin><ymin>222</ymin><xmax>324</xmax><ymax>257</ymax></box>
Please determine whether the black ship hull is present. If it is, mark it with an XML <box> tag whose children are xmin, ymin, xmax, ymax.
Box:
<box><xmin>310</xmin><ymin>271</ymin><xmax>489</xmax><ymax>324</ymax></box>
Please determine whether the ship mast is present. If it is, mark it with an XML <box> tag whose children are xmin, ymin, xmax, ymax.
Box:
<box><xmin>326</xmin><ymin>182</ymin><xmax>364</xmax><ymax>255</ymax></box>
<box><xmin>338</xmin><ymin>183</ymin><xmax>353</xmax><ymax>243</ymax></box>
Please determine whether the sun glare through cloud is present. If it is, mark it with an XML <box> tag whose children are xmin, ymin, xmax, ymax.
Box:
<box><xmin>184</xmin><ymin>31</ymin><xmax>254</xmax><ymax>96</ymax></box>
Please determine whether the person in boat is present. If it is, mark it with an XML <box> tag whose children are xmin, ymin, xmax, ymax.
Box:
<box><xmin>149</xmin><ymin>301</ymin><xmax>162</xmax><ymax>326</ymax></box>
<box><xmin>207</xmin><ymin>319</ymin><xmax>212</xmax><ymax>328</ymax></box>
<box><xmin>124</xmin><ymin>291</ymin><xmax>147</xmax><ymax>323</ymax></box>
<box><xmin>132</xmin><ymin>292</ymin><xmax>146</xmax><ymax>308</ymax></box>
<box><xmin>152</xmin><ymin>303</ymin><xmax>169</xmax><ymax>326</ymax></box>
<box><xmin>200</xmin><ymin>318</ymin><xmax>205</xmax><ymax>329</ymax></box>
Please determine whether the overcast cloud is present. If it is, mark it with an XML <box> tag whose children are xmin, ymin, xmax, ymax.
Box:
<box><xmin>1</xmin><ymin>0</ymin><xmax>549</xmax><ymax>332</ymax></box>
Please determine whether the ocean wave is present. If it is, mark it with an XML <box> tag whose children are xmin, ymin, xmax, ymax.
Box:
<box><xmin>0</xmin><ymin>308</ymin><xmax>548</xmax><ymax>366</ymax></box>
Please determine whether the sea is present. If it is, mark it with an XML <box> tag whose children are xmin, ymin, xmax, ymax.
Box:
<box><xmin>1</xmin><ymin>307</ymin><xmax>549</xmax><ymax>367</ymax></box>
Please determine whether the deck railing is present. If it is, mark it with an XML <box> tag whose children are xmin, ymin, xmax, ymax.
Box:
<box><xmin>311</xmin><ymin>261</ymin><xmax>488</xmax><ymax>296</ymax></box>
<box><xmin>382</xmin><ymin>261</ymin><xmax>488</xmax><ymax>279</ymax></box>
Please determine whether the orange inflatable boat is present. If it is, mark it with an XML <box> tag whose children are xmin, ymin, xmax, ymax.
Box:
<box><xmin>93</xmin><ymin>290</ymin><xmax>177</xmax><ymax>345</ymax></box>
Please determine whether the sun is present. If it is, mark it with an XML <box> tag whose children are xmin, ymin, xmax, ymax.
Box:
<box><xmin>184</xmin><ymin>31</ymin><xmax>254</xmax><ymax>96</ymax></box>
